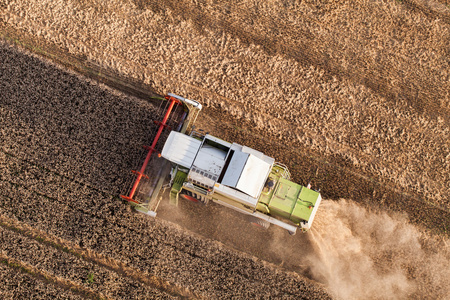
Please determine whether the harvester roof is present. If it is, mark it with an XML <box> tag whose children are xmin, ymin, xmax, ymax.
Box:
<box><xmin>161</xmin><ymin>131</ymin><xmax>202</xmax><ymax>169</ymax></box>
<box><xmin>162</xmin><ymin>131</ymin><xmax>275</xmax><ymax>200</ymax></box>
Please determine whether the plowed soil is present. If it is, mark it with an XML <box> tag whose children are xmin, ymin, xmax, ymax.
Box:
<box><xmin>1</xmin><ymin>0</ymin><xmax>449</xmax><ymax>299</ymax></box>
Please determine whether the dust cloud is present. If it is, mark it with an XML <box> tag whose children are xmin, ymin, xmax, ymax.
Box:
<box><xmin>306</xmin><ymin>199</ymin><xmax>450</xmax><ymax>300</ymax></box>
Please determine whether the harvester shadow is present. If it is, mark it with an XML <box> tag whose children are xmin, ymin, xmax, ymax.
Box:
<box><xmin>156</xmin><ymin>194</ymin><xmax>316</xmax><ymax>278</ymax></box>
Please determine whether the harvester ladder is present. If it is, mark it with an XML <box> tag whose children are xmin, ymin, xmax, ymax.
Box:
<box><xmin>274</xmin><ymin>163</ymin><xmax>292</xmax><ymax>180</ymax></box>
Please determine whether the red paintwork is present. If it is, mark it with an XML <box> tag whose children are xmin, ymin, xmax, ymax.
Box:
<box><xmin>121</xmin><ymin>96</ymin><xmax>180</xmax><ymax>203</ymax></box>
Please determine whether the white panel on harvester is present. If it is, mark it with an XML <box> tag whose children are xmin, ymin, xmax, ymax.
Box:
<box><xmin>221</xmin><ymin>151</ymin><xmax>249</xmax><ymax>187</ymax></box>
<box><xmin>192</xmin><ymin>144</ymin><xmax>227</xmax><ymax>177</ymax></box>
<box><xmin>221</xmin><ymin>151</ymin><xmax>272</xmax><ymax>198</ymax></box>
<box><xmin>235</xmin><ymin>154</ymin><xmax>272</xmax><ymax>198</ymax></box>
<box><xmin>161</xmin><ymin>131</ymin><xmax>202</xmax><ymax>168</ymax></box>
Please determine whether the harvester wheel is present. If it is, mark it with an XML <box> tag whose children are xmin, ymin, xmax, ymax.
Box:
<box><xmin>180</xmin><ymin>190</ymin><xmax>208</xmax><ymax>204</ymax></box>
<box><xmin>247</xmin><ymin>216</ymin><xmax>270</xmax><ymax>230</ymax></box>
<box><xmin>180</xmin><ymin>193</ymin><xmax>199</xmax><ymax>203</ymax></box>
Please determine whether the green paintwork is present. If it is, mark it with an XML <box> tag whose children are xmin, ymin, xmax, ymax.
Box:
<box><xmin>170</xmin><ymin>169</ymin><xmax>188</xmax><ymax>205</ymax></box>
<box><xmin>134</xmin><ymin>205</ymin><xmax>149</xmax><ymax>214</ymax></box>
<box><xmin>270</xmin><ymin>178</ymin><xmax>301</xmax><ymax>219</ymax></box>
<box><xmin>290</xmin><ymin>187</ymin><xmax>319</xmax><ymax>224</ymax></box>
<box><xmin>171</xmin><ymin>153</ymin><xmax>319</xmax><ymax>226</ymax></box>
<box><xmin>257</xmin><ymin>166</ymin><xmax>320</xmax><ymax>224</ymax></box>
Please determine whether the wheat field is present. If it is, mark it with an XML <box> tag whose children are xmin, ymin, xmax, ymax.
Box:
<box><xmin>1</xmin><ymin>0</ymin><xmax>449</xmax><ymax>298</ymax></box>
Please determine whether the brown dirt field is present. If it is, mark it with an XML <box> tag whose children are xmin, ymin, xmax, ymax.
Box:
<box><xmin>1</xmin><ymin>0</ymin><xmax>450</xmax><ymax>299</ymax></box>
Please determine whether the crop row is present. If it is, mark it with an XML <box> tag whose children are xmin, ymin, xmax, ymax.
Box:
<box><xmin>0</xmin><ymin>222</ymin><xmax>176</xmax><ymax>299</ymax></box>
<box><xmin>0</xmin><ymin>259</ymin><xmax>84</xmax><ymax>300</ymax></box>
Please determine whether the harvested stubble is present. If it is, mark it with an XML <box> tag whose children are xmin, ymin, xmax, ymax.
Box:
<box><xmin>1</xmin><ymin>0</ymin><xmax>448</xmax><ymax>231</ymax></box>
<box><xmin>0</xmin><ymin>41</ymin><xmax>331</xmax><ymax>299</ymax></box>
<box><xmin>0</xmin><ymin>261</ymin><xmax>84</xmax><ymax>300</ymax></box>
<box><xmin>0</xmin><ymin>224</ymin><xmax>177</xmax><ymax>300</ymax></box>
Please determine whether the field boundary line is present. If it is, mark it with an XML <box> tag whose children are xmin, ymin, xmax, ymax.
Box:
<box><xmin>0</xmin><ymin>211</ymin><xmax>201</xmax><ymax>299</ymax></box>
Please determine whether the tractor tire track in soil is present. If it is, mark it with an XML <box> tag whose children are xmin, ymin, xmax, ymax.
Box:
<box><xmin>0</xmin><ymin>41</ymin><xmax>331</xmax><ymax>299</ymax></box>
<box><xmin>0</xmin><ymin>250</ymin><xmax>104</xmax><ymax>300</ymax></box>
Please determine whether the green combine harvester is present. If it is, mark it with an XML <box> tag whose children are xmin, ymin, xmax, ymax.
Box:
<box><xmin>122</xmin><ymin>93</ymin><xmax>321</xmax><ymax>235</ymax></box>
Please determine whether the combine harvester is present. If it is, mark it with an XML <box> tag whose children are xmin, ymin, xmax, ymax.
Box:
<box><xmin>122</xmin><ymin>93</ymin><xmax>321</xmax><ymax>235</ymax></box>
